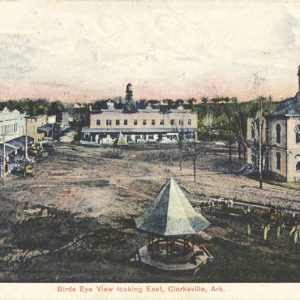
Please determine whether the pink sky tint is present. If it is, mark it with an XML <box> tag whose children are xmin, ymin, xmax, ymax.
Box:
<box><xmin>0</xmin><ymin>1</ymin><xmax>299</xmax><ymax>103</ymax></box>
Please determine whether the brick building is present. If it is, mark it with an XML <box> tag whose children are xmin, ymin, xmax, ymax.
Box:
<box><xmin>247</xmin><ymin>66</ymin><xmax>300</xmax><ymax>181</ymax></box>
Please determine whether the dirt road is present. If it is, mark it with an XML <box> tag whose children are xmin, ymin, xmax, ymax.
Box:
<box><xmin>0</xmin><ymin>143</ymin><xmax>300</xmax><ymax>282</ymax></box>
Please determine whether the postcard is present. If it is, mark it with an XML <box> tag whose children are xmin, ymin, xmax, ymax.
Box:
<box><xmin>1</xmin><ymin>0</ymin><xmax>300</xmax><ymax>299</ymax></box>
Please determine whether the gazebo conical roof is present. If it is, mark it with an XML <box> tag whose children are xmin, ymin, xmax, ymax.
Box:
<box><xmin>136</xmin><ymin>178</ymin><xmax>210</xmax><ymax>237</ymax></box>
<box><xmin>113</xmin><ymin>132</ymin><xmax>128</xmax><ymax>147</ymax></box>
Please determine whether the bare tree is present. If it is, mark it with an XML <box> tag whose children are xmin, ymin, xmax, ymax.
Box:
<box><xmin>185</xmin><ymin>141</ymin><xmax>206</xmax><ymax>183</ymax></box>
<box><xmin>173</xmin><ymin>126</ymin><xmax>187</xmax><ymax>171</ymax></box>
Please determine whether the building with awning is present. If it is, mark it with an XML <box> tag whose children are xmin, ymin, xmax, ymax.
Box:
<box><xmin>0</xmin><ymin>107</ymin><xmax>26</xmax><ymax>142</ymax></box>
<box><xmin>81</xmin><ymin>84</ymin><xmax>197</xmax><ymax>145</ymax></box>
<box><xmin>37</xmin><ymin>123</ymin><xmax>60</xmax><ymax>140</ymax></box>
<box><xmin>0</xmin><ymin>136</ymin><xmax>34</xmax><ymax>158</ymax></box>
<box><xmin>38</xmin><ymin>124</ymin><xmax>53</xmax><ymax>134</ymax></box>
<box><xmin>0</xmin><ymin>144</ymin><xmax>16</xmax><ymax>157</ymax></box>
<box><xmin>26</xmin><ymin>115</ymin><xmax>48</xmax><ymax>142</ymax></box>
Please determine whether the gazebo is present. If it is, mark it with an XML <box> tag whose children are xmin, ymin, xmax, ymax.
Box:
<box><xmin>135</xmin><ymin>178</ymin><xmax>213</xmax><ymax>271</ymax></box>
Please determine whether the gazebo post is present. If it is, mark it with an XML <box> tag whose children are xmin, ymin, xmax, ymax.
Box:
<box><xmin>166</xmin><ymin>238</ymin><xmax>169</xmax><ymax>257</ymax></box>
<box><xmin>192</xmin><ymin>236</ymin><xmax>195</xmax><ymax>252</ymax></box>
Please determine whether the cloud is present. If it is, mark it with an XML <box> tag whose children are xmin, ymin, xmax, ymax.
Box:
<box><xmin>272</xmin><ymin>13</ymin><xmax>299</xmax><ymax>47</ymax></box>
<box><xmin>0</xmin><ymin>34</ymin><xmax>36</xmax><ymax>80</ymax></box>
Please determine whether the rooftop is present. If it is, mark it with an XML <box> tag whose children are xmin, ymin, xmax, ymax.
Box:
<box><xmin>135</xmin><ymin>178</ymin><xmax>210</xmax><ymax>237</ymax></box>
<box><xmin>269</xmin><ymin>92</ymin><xmax>300</xmax><ymax>117</ymax></box>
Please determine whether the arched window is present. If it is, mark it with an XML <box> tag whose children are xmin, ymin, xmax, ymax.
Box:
<box><xmin>296</xmin><ymin>125</ymin><xmax>300</xmax><ymax>143</ymax></box>
<box><xmin>251</xmin><ymin>122</ymin><xmax>255</xmax><ymax>138</ymax></box>
<box><xmin>296</xmin><ymin>156</ymin><xmax>300</xmax><ymax>172</ymax></box>
<box><xmin>276</xmin><ymin>152</ymin><xmax>281</xmax><ymax>170</ymax></box>
<box><xmin>96</xmin><ymin>119</ymin><xmax>100</xmax><ymax>125</ymax></box>
<box><xmin>276</xmin><ymin>124</ymin><xmax>281</xmax><ymax>144</ymax></box>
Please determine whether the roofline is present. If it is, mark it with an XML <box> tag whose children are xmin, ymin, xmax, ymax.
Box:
<box><xmin>82</xmin><ymin>128</ymin><xmax>196</xmax><ymax>133</ymax></box>
<box><xmin>90</xmin><ymin>109</ymin><xmax>197</xmax><ymax>115</ymax></box>
<box><xmin>135</xmin><ymin>227</ymin><xmax>207</xmax><ymax>238</ymax></box>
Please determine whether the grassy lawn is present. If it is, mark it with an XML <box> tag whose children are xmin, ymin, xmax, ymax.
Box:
<box><xmin>263</xmin><ymin>179</ymin><xmax>300</xmax><ymax>190</ymax></box>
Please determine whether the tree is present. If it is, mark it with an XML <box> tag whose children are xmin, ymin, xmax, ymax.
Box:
<box><xmin>200</xmin><ymin>113</ymin><xmax>216</xmax><ymax>142</ymax></box>
<box><xmin>201</xmin><ymin>97</ymin><xmax>208</xmax><ymax>104</ymax></box>
<box><xmin>217</xmin><ymin>103</ymin><xmax>238</xmax><ymax>162</ymax></box>
<box><xmin>48</xmin><ymin>101</ymin><xmax>65</xmax><ymax>118</ymax></box>
<box><xmin>164</xmin><ymin>99</ymin><xmax>175</xmax><ymax>109</ymax></box>
<box><xmin>173</xmin><ymin>127</ymin><xmax>186</xmax><ymax>171</ymax></box>
<box><xmin>187</xmin><ymin>98</ymin><xmax>196</xmax><ymax>108</ymax></box>
<box><xmin>92</xmin><ymin>100</ymin><xmax>108</xmax><ymax>111</ymax></box>
<box><xmin>185</xmin><ymin>141</ymin><xmax>206</xmax><ymax>183</ymax></box>
<box><xmin>175</xmin><ymin>99</ymin><xmax>184</xmax><ymax>107</ymax></box>
<box><xmin>238</xmin><ymin>96</ymin><xmax>275</xmax><ymax>189</ymax></box>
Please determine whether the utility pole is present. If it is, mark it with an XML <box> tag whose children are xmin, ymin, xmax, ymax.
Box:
<box><xmin>258</xmin><ymin>98</ymin><xmax>263</xmax><ymax>189</ymax></box>
<box><xmin>25</xmin><ymin>117</ymin><xmax>28</xmax><ymax>160</ymax></box>
<box><xmin>1</xmin><ymin>133</ymin><xmax>12</xmax><ymax>183</ymax></box>
<box><xmin>1</xmin><ymin>134</ymin><xmax>6</xmax><ymax>183</ymax></box>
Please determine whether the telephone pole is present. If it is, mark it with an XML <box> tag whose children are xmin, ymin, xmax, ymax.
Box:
<box><xmin>1</xmin><ymin>134</ymin><xmax>6</xmax><ymax>183</ymax></box>
<box><xmin>25</xmin><ymin>117</ymin><xmax>28</xmax><ymax>160</ymax></box>
<box><xmin>1</xmin><ymin>132</ymin><xmax>14</xmax><ymax>183</ymax></box>
<box><xmin>258</xmin><ymin>98</ymin><xmax>263</xmax><ymax>189</ymax></box>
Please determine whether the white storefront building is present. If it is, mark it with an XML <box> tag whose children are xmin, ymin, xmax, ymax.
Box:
<box><xmin>0</xmin><ymin>107</ymin><xmax>27</xmax><ymax>175</ymax></box>
<box><xmin>0</xmin><ymin>107</ymin><xmax>26</xmax><ymax>142</ymax></box>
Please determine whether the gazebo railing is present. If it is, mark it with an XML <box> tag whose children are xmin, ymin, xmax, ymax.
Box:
<box><xmin>147</xmin><ymin>238</ymin><xmax>195</xmax><ymax>262</ymax></box>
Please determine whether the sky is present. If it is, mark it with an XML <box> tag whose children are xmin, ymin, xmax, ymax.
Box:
<box><xmin>0</xmin><ymin>0</ymin><xmax>300</xmax><ymax>102</ymax></box>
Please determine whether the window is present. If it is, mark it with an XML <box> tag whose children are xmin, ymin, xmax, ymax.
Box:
<box><xmin>276</xmin><ymin>124</ymin><xmax>281</xmax><ymax>143</ymax></box>
<box><xmin>251</xmin><ymin>122</ymin><xmax>255</xmax><ymax>139</ymax></box>
<box><xmin>276</xmin><ymin>152</ymin><xmax>281</xmax><ymax>170</ymax></box>
<box><xmin>170</xmin><ymin>119</ymin><xmax>175</xmax><ymax>126</ymax></box>
<box><xmin>179</xmin><ymin>120</ymin><xmax>184</xmax><ymax>126</ymax></box>
<box><xmin>296</xmin><ymin>125</ymin><xmax>300</xmax><ymax>143</ymax></box>
<box><xmin>124</xmin><ymin>119</ymin><xmax>128</xmax><ymax>125</ymax></box>
<box><xmin>143</xmin><ymin>120</ymin><xmax>147</xmax><ymax>125</ymax></box>
<box><xmin>134</xmin><ymin>120</ymin><xmax>138</xmax><ymax>125</ymax></box>
<box><xmin>151</xmin><ymin>120</ymin><xmax>155</xmax><ymax>125</ymax></box>
<box><xmin>116</xmin><ymin>120</ymin><xmax>120</xmax><ymax>126</ymax></box>
<box><xmin>106</xmin><ymin>120</ymin><xmax>112</xmax><ymax>126</ymax></box>
<box><xmin>188</xmin><ymin>119</ymin><xmax>191</xmax><ymax>125</ymax></box>
<box><xmin>296</xmin><ymin>156</ymin><xmax>300</xmax><ymax>172</ymax></box>
<box><xmin>160</xmin><ymin>120</ymin><xmax>164</xmax><ymax>126</ymax></box>
<box><xmin>96</xmin><ymin>119</ymin><xmax>101</xmax><ymax>125</ymax></box>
